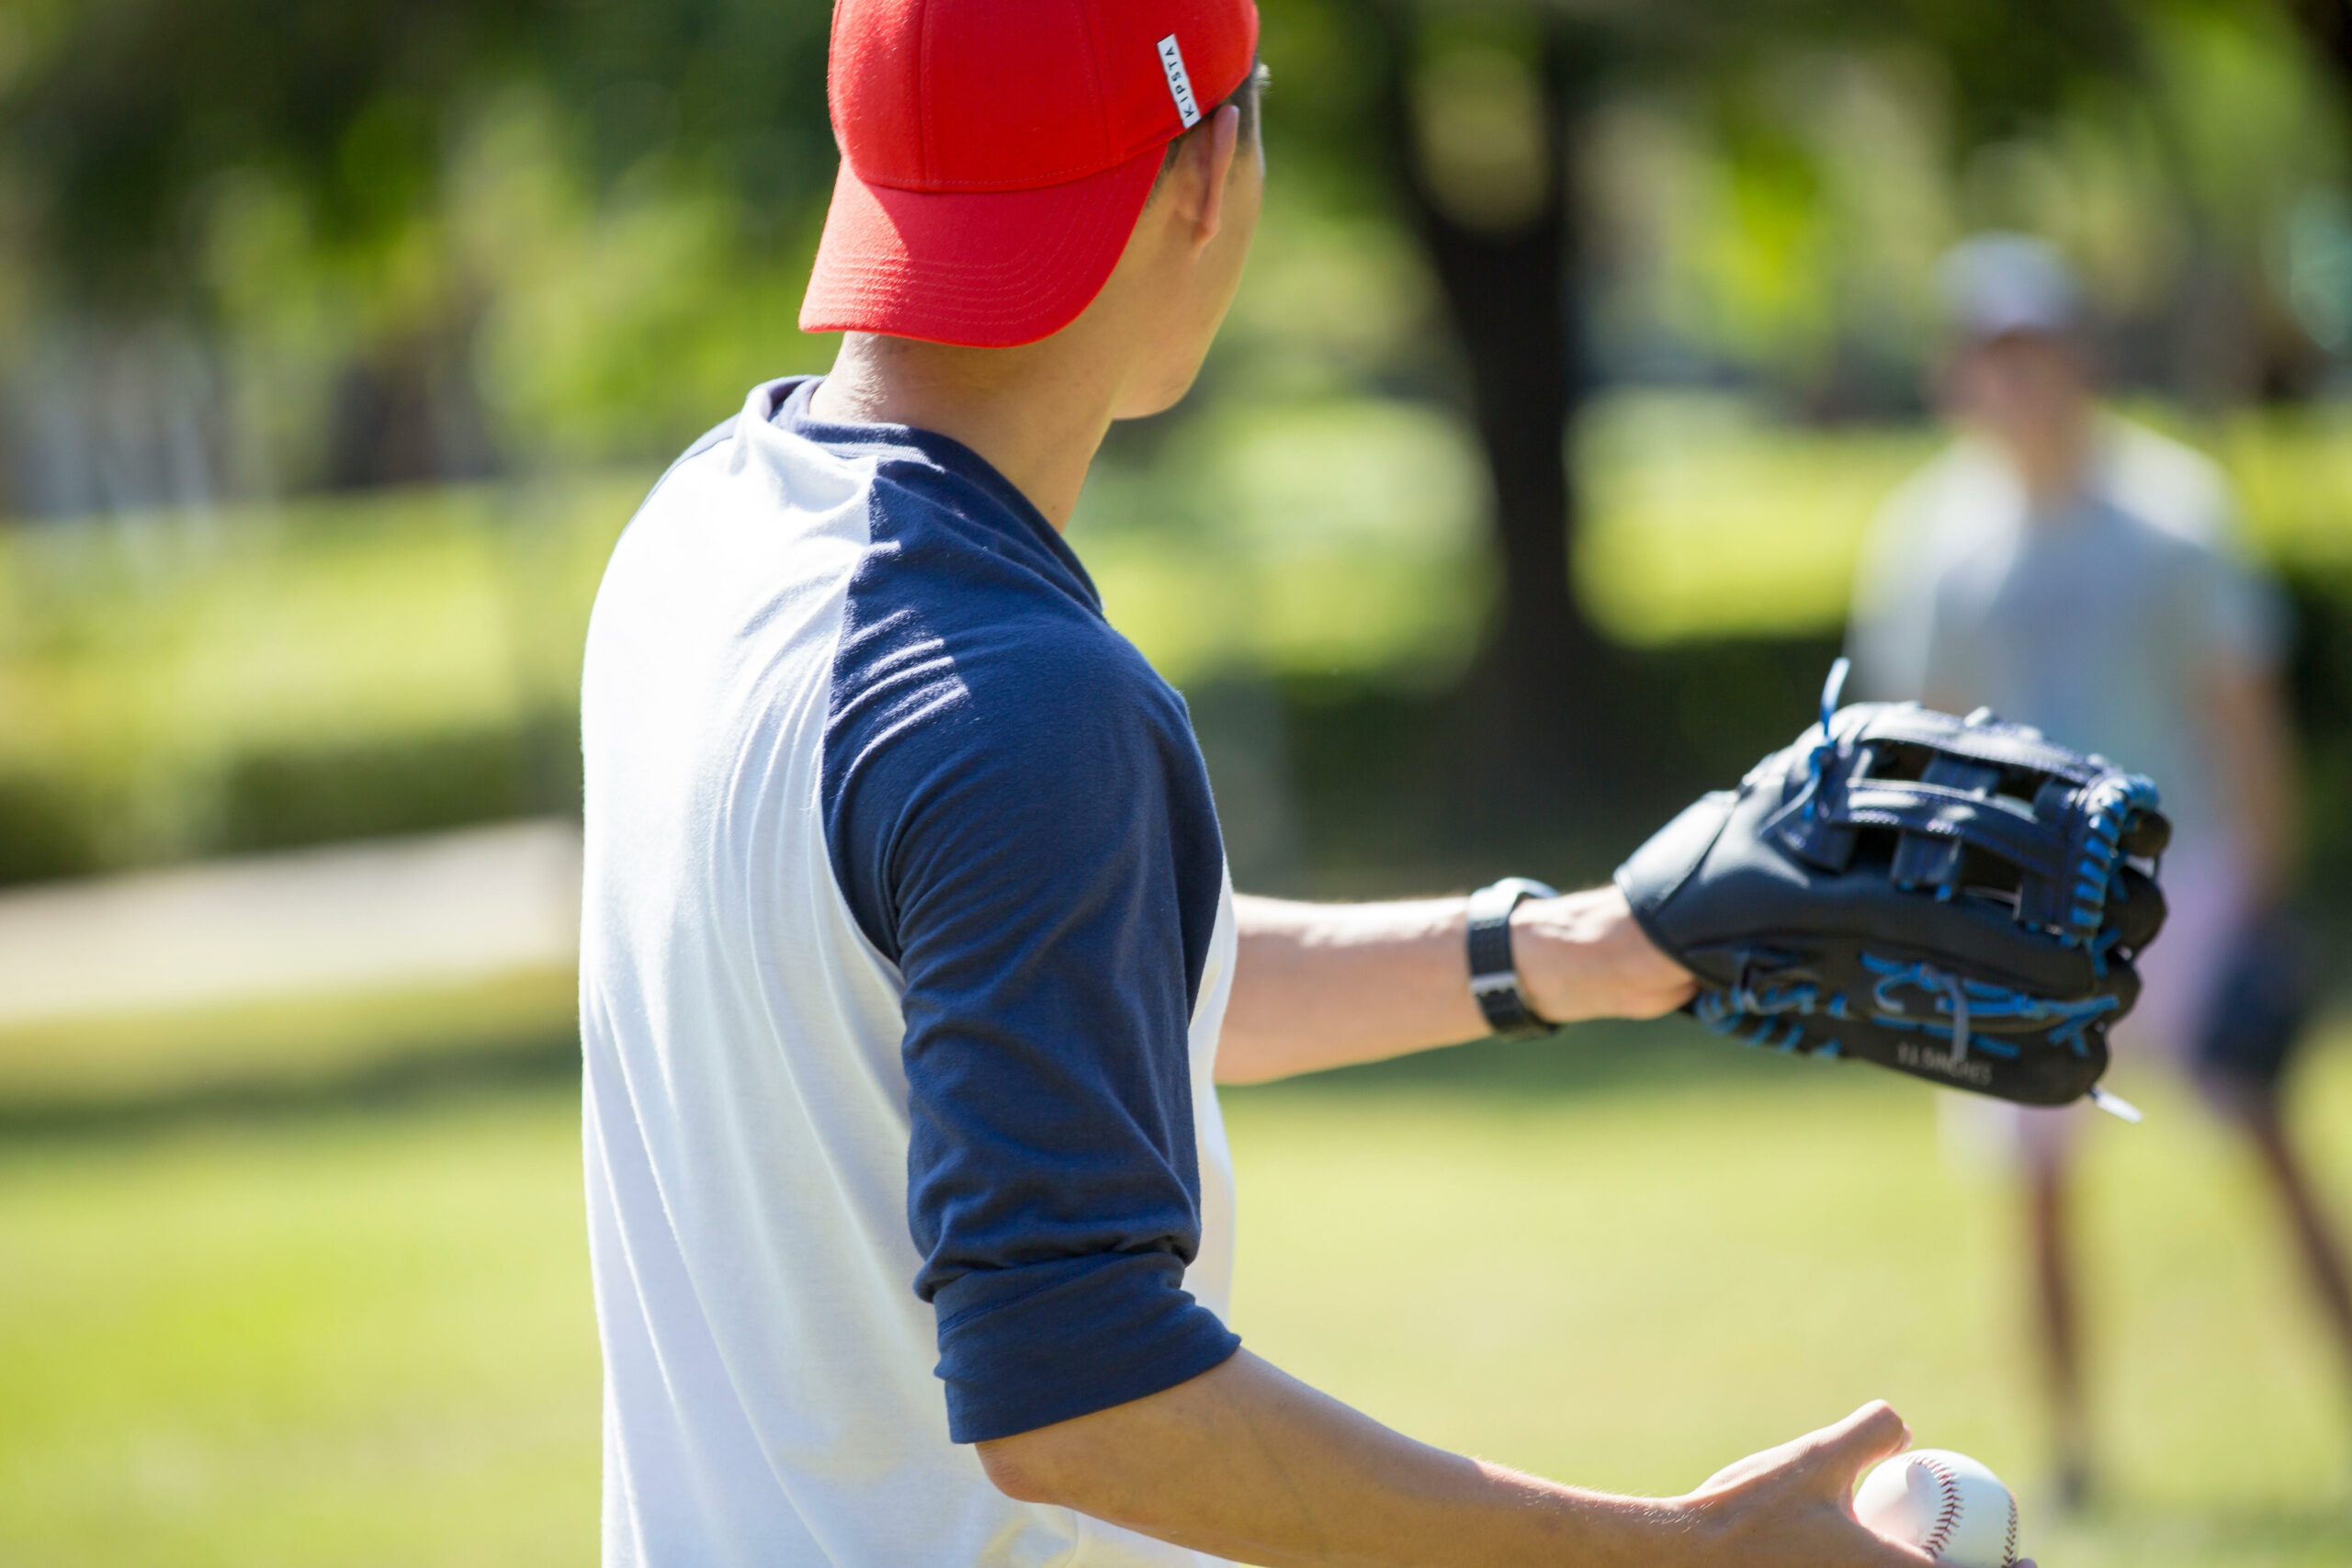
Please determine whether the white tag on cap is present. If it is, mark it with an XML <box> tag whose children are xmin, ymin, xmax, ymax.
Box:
<box><xmin>1157</xmin><ymin>34</ymin><xmax>1201</xmax><ymax>128</ymax></box>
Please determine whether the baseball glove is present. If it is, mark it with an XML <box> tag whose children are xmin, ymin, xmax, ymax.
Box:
<box><xmin>1616</xmin><ymin>661</ymin><xmax>2169</xmax><ymax>1111</ymax></box>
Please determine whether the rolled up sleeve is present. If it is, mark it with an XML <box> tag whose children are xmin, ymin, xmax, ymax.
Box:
<box><xmin>827</xmin><ymin>629</ymin><xmax>1237</xmax><ymax>1442</ymax></box>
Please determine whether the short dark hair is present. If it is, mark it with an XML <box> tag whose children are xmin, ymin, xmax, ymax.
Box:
<box><xmin>1154</xmin><ymin>62</ymin><xmax>1266</xmax><ymax>186</ymax></box>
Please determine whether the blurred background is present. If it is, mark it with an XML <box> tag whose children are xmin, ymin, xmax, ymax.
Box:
<box><xmin>3</xmin><ymin>0</ymin><xmax>2351</xmax><ymax>1563</ymax></box>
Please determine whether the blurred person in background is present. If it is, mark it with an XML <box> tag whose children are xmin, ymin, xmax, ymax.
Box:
<box><xmin>1848</xmin><ymin>232</ymin><xmax>2352</xmax><ymax>1506</ymax></box>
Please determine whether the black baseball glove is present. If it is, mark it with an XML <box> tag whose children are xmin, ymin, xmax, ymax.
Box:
<box><xmin>1616</xmin><ymin>662</ymin><xmax>2169</xmax><ymax>1110</ymax></box>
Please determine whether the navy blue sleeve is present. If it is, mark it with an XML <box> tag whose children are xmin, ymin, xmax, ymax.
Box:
<box><xmin>824</xmin><ymin>562</ymin><xmax>1236</xmax><ymax>1443</ymax></box>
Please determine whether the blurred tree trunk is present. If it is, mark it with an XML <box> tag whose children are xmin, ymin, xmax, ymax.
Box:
<box><xmin>1374</xmin><ymin>6</ymin><xmax>1616</xmax><ymax>830</ymax></box>
<box><xmin>2294</xmin><ymin>0</ymin><xmax>2352</xmax><ymax>93</ymax></box>
<box><xmin>324</xmin><ymin>303</ymin><xmax>503</xmax><ymax>491</ymax></box>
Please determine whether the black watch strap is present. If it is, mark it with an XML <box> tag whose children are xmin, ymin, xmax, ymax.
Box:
<box><xmin>1466</xmin><ymin>876</ymin><xmax>1559</xmax><ymax>1039</ymax></box>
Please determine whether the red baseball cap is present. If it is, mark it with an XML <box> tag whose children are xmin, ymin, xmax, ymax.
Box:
<box><xmin>800</xmin><ymin>0</ymin><xmax>1260</xmax><ymax>348</ymax></box>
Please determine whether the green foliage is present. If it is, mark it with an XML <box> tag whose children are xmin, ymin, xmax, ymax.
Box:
<box><xmin>1589</xmin><ymin>1</ymin><xmax>2346</xmax><ymax>403</ymax></box>
<box><xmin>5</xmin><ymin>0</ymin><xmax>832</xmax><ymax>293</ymax></box>
<box><xmin>1871</xmin><ymin>0</ymin><xmax>2140</xmax><ymax>143</ymax></box>
<box><xmin>211</xmin><ymin>719</ymin><xmax>571</xmax><ymax>857</ymax></box>
<box><xmin>454</xmin><ymin>97</ymin><xmax>838</xmax><ymax>466</ymax></box>
<box><xmin>2</xmin><ymin>394</ymin><xmax>2348</xmax><ymax>884</ymax></box>
<box><xmin>0</xmin><ymin>471</ymin><xmax>638</xmax><ymax>870</ymax></box>
<box><xmin>12</xmin><ymin>0</ymin><xmax>557</xmax><ymax>296</ymax></box>
<box><xmin>0</xmin><ymin>770</ymin><xmax>96</xmax><ymax>883</ymax></box>
<box><xmin>1082</xmin><ymin>398</ymin><xmax>1495</xmax><ymax>682</ymax></box>
<box><xmin>0</xmin><ymin>0</ymin><xmax>839</xmax><ymax>489</ymax></box>
<box><xmin>3</xmin><ymin>0</ymin><xmax>2344</xmax><ymax>496</ymax></box>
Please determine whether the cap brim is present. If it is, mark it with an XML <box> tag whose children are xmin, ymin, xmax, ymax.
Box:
<box><xmin>1958</xmin><ymin>305</ymin><xmax>2076</xmax><ymax>343</ymax></box>
<box><xmin>799</xmin><ymin>145</ymin><xmax>1164</xmax><ymax>349</ymax></box>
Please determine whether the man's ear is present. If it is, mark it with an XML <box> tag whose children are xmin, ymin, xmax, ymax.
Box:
<box><xmin>1167</xmin><ymin>103</ymin><xmax>1240</xmax><ymax>248</ymax></box>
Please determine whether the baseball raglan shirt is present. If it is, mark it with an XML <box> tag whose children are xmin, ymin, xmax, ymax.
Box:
<box><xmin>580</xmin><ymin>377</ymin><xmax>1241</xmax><ymax>1565</ymax></box>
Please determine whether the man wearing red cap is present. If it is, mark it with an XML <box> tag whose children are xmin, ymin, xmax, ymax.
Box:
<box><xmin>579</xmin><ymin>1</ymin><xmax>1949</xmax><ymax>1562</ymax></box>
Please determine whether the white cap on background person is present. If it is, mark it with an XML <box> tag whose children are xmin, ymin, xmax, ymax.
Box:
<box><xmin>1939</xmin><ymin>232</ymin><xmax>2082</xmax><ymax>342</ymax></box>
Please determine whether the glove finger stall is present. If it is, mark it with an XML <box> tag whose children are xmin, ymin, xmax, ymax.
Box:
<box><xmin>1616</xmin><ymin>694</ymin><xmax>2168</xmax><ymax>1109</ymax></box>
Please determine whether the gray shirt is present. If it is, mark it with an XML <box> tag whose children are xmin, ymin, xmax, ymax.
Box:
<box><xmin>1848</xmin><ymin>418</ymin><xmax>2283</xmax><ymax>844</ymax></box>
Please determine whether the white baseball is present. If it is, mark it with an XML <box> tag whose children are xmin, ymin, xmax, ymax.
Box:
<box><xmin>1853</xmin><ymin>1449</ymin><xmax>2019</xmax><ymax>1567</ymax></box>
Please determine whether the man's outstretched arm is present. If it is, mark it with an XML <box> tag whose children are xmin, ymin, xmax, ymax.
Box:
<box><xmin>1218</xmin><ymin>887</ymin><xmax>1693</xmax><ymax>1084</ymax></box>
<box><xmin>979</xmin><ymin>1350</ymin><xmax>1939</xmax><ymax>1568</ymax></box>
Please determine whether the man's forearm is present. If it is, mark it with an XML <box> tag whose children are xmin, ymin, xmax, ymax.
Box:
<box><xmin>982</xmin><ymin>1351</ymin><xmax>1669</xmax><ymax>1567</ymax></box>
<box><xmin>1217</xmin><ymin>889</ymin><xmax>1693</xmax><ymax>1084</ymax></box>
<box><xmin>978</xmin><ymin>1350</ymin><xmax>1929</xmax><ymax>1568</ymax></box>
<box><xmin>1217</xmin><ymin>895</ymin><xmax>1483</xmax><ymax>1081</ymax></box>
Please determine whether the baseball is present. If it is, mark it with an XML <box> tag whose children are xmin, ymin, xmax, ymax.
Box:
<box><xmin>1853</xmin><ymin>1449</ymin><xmax>2019</xmax><ymax>1567</ymax></box>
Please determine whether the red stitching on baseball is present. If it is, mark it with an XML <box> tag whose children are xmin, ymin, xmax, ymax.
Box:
<box><xmin>2002</xmin><ymin>1492</ymin><xmax>2019</xmax><ymax>1566</ymax></box>
<box><xmin>1918</xmin><ymin>1456</ymin><xmax>1963</xmax><ymax>1560</ymax></box>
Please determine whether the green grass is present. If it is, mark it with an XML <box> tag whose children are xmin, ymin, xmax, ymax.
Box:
<box><xmin>4</xmin><ymin>1021</ymin><xmax>2350</xmax><ymax>1564</ymax></box>
<box><xmin>1229</xmin><ymin>1030</ymin><xmax>2352</xmax><ymax>1566</ymax></box>
<box><xmin>0</xmin><ymin>1091</ymin><xmax>598</xmax><ymax>1567</ymax></box>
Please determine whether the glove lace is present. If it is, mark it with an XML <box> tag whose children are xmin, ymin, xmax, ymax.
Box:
<box><xmin>1802</xmin><ymin>657</ymin><xmax>1852</xmax><ymax>821</ymax></box>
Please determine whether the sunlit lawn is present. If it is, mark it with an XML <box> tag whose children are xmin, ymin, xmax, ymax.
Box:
<box><xmin>0</xmin><ymin>1084</ymin><xmax>596</xmax><ymax>1568</ymax></box>
<box><xmin>1232</xmin><ymin>1032</ymin><xmax>2352</xmax><ymax>1567</ymax></box>
<box><xmin>3</xmin><ymin>1021</ymin><xmax>2349</xmax><ymax>1565</ymax></box>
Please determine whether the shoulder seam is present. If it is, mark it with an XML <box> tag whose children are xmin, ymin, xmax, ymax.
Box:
<box><xmin>641</xmin><ymin>415</ymin><xmax>740</xmax><ymax>506</ymax></box>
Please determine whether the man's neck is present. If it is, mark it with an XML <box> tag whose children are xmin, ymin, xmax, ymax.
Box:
<box><xmin>2001</xmin><ymin>408</ymin><xmax>2098</xmax><ymax>517</ymax></box>
<box><xmin>808</xmin><ymin>333</ymin><xmax>1127</xmax><ymax>531</ymax></box>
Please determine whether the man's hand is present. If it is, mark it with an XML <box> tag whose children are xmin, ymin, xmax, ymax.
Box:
<box><xmin>1676</xmin><ymin>1402</ymin><xmax>2039</xmax><ymax>1568</ymax></box>
<box><xmin>1675</xmin><ymin>1402</ymin><xmax>1930</xmax><ymax>1566</ymax></box>
<box><xmin>1514</xmin><ymin>886</ymin><xmax>1697</xmax><ymax>1024</ymax></box>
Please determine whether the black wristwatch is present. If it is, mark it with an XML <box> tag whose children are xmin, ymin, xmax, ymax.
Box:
<box><xmin>1466</xmin><ymin>876</ymin><xmax>1559</xmax><ymax>1039</ymax></box>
